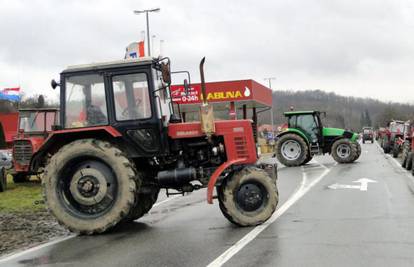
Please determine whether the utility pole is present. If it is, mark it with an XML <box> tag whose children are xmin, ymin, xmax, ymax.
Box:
<box><xmin>133</xmin><ymin>8</ymin><xmax>160</xmax><ymax>57</ymax></box>
<box><xmin>264</xmin><ymin>77</ymin><xmax>276</xmax><ymax>133</ymax></box>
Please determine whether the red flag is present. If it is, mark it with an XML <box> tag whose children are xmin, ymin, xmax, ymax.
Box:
<box><xmin>138</xmin><ymin>41</ymin><xmax>145</xmax><ymax>57</ymax></box>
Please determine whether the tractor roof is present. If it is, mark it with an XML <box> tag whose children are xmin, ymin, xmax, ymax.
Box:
<box><xmin>284</xmin><ymin>110</ymin><xmax>319</xmax><ymax>116</ymax></box>
<box><xmin>62</xmin><ymin>57</ymin><xmax>156</xmax><ymax>74</ymax></box>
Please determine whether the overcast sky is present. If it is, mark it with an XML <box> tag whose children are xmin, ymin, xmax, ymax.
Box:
<box><xmin>1</xmin><ymin>0</ymin><xmax>414</xmax><ymax>103</ymax></box>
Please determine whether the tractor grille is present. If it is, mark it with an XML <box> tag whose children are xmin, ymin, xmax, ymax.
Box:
<box><xmin>13</xmin><ymin>140</ymin><xmax>33</xmax><ymax>165</ymax></box>
<box><xmin>234</xmin><ymin>136</ymin><xmax>248</xmax><ymax>158</ymax></box>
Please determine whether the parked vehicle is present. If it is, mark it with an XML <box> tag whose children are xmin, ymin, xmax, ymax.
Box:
<box><xmin>275</xmin><ymin>111</ymin><xmax>361</xmax><ymax>166</ymax></box>
<box><xmin>381</xmin><ymin>120</ymin><xmax>407</xmax><ymax>155</ymax></box>
<box><xmin>13</xmin><ymin>57</ymin><xmax>280</xmax><ymax>234</ymax></box>
<box><xmin>0</xmin><ymin>149</ymin><xmax>12</xmax><ymax>192</ymax></box>
<box><xmin>362</xmin><ymin>127</ymin><xmax>374</xmax><ymax>144</ymax></box>
<box><xmin>10</xmin><ymin>108</ymin><xmax>59</xmax><ymax>183</ymax></box>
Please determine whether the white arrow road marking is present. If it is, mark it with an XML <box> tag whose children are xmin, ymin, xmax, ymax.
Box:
<box><xmin>328</xmin><ymin>183</ymin><xmax>360</xmax><ymax>190</ymax></box>
<box><xmin>354</xmin><ymin>178</ymin><xmax>377</xmax><ymax>191</ymax></box>
<box><xmin>328</xmin><ymin>178</ymin><xmax>377</xmax><ymax>191</ymax></box>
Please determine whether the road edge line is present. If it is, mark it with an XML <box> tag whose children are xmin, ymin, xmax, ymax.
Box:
<box><xmin>206</xmin><ymin>161</ymin><xmax>332</xmax><ymax>267</ymax></box>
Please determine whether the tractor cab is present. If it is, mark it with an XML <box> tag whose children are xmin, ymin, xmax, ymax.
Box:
<box><xmin>53</xmin><ymin>57</ymin><xmax>175</xmax><ymax>157</ymax></box>
<box><xmin>284</xmin><ymin>111</ymin><xmax>323</xmax><ymax>147</ymax></box>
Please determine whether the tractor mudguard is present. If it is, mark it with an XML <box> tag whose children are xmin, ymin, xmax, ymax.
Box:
<box><xmin>30</xmin><ymin>126</ymin><xmax>122</xmax><ymax>172</ymax></box>
<box><xmin>276</xmin><ymin>128</ymin><xmax>310</xmax><ymax>144</ymax></box>
<box><xmin>207</xmin><ymin>158</ymin><xmax>245</xmax><ymax>204</ymax></box>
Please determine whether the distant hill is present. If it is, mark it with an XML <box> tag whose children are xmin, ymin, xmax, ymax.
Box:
<box><xmin>258</xmin><ymin>90</ymin><xmax>414</xmax><ymax>131</ymax></box>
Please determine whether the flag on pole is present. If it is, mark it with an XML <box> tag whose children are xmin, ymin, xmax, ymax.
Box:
<box><xmin>0</xmin><ymin>87</ymin><xmax>21</xmax><ymax>102</ymax></box>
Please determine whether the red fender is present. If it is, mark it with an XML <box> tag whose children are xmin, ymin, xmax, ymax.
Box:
<box><xmin>207</xmin><ymin>158</ymin><xmax>245</xmax><ymax>204</ymax></box>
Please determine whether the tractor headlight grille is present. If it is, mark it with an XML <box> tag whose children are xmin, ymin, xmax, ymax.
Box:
<box><xmin>13</xmin><ymin>140</ymin><xmax>33</xmax><ymax>165</ymax></box>
<box><xmin>234</xmin><ymin>136</ymin><xmax>248</xmax><ymax>158</ymax></box>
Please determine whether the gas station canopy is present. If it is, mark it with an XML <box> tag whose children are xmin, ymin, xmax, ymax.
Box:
<box><xmin>170</xmin><ymin>79</ymin><xmax>272</xmax><ymax>113</ymax></box>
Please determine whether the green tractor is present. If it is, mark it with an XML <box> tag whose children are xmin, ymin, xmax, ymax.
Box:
<box><xmin>275</xmin><ymin>111</ymin><xmax>361</xmax><ymax>166</ymax></box>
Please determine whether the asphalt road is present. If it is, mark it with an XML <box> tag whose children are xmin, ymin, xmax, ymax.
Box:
<box><xmin>1</xmin><ymin>142</ymin><xmax>414</xmax><ymax>267</ymax></box>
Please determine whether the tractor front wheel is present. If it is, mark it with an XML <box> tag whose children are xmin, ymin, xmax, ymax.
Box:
<box><xmin>218</xmin><ymin>167</ymin><xmax>278</xmax><ymax>226</ymax></box>
<box><xmin>43</xmin><ymin>139</ymin><xmax>137</xmax><ymax>235</ymax></box>
<box><xmin>276</xmin><ymin>134</ymin><xmax>308</xmax><ymax>167</ymax></box>
<box><xmin>405</xmin><ymin>152</ymin><xmax>413</xmax><ymax>171</ymax></box>
<box><xmin>331</xmin><ymin>139</ymin><xmax>357</xmax><ymax>164</ymax></box>
<box><xmin>351</xmin><ymin>142</ymin><xmax>361</xmax><ymax>161</ymax></box>
<box><xmin>0</xmin><ymin>168</ymin><xmax>6</xmax><ymax>192</ymax></box>
<box><xmin>392</xmin><ymin>144</ymin><xmax>400</xmax><ymax>158</ymax></box>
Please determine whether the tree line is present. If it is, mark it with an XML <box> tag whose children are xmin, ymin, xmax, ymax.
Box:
<box><xmin>258</xmin><ymin>90</ymin><xmax>414</xmax><ymax>131</ymax></box>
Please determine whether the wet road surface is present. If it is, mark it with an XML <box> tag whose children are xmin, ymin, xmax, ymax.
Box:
<box><xmin>1</xmin><ymin>142</ymin><xmax>414</xmax><ymax>267</ymax></box>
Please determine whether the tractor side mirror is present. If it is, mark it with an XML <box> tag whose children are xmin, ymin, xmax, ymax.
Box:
<box><xmin>51</xmin><ymin>79</ymin><xmax>60</xmax><ymax>90</ymax></box>
<box><xmin>161</xmin><ymin>63</ymin><xmax>171</xmax><ymax>85</ymax></box>
<box><xmin>183</xmin><ymin>79</ymin><xmax>190</xmax><ymax>96</ymax></box>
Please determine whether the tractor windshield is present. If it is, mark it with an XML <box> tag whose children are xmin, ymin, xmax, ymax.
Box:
<box><xmin>289</xmin><ymin>114</ymin><xmax>319</xmax><ymax>142</ymax></box>
<box><xmin>390</xmin><ymin>123</ymin><xmax>404</xmax><ymax>134</ymax></box>
<box><xmin>19</xmin><ymin>111</ymin><xmax>57</xmax><ymax>133</ymax></box>
<box><xmin>65</xmin><ymin>74</ymin><xmax>108</xmax><ymax>128</ymax></box>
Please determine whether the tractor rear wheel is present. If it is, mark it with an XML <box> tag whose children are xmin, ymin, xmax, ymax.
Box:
<box><xmin>12</xmin><ymin>173</ymin><xmax>29</xmax><ymax>183</ymax></box>
<box><xmin>392</xmin><ymin>144</ymin><xmax>400</xmax><ymax>158</ymax></box>
<box><xmin>276</xmin><ymin>134</ymin><xmax>308</xmax><ymax>167</ymax></box>
<box><xmin>406</xmin><ymin>152</ymin><xmax>413</xmax><ymax>171</ymax></box>
<box><xmin>0</xmin><ymin>168</ymin><xmax>6</xmax><ymax>192</ymax></box>
<box><xmin>43</xmin><ymin>139</ymin><xmax>137</xmax><ymax>235</ymax></box>
<box><xmin>218</xmin><ymin>167</ymin><xmax>278</xmax><ymax>226</ymax></box>
<box><xmin>303</xmin><ymin>154</ymin><xmax>313</xmax><ymax>164</ymax></box>
<box><xmin>383</xmin><ymin>136</ymin><xmax>391</xmax><ymax>153</ymax></box>
<box><xmin>123</xmin><ymin>183</ymin><xmax>160</xmax><ymax>222</ymax></box>
<box><xmin>331</xmin><ymin>139</ymin><xmax>357</xmax><ymax>164</ymax></box>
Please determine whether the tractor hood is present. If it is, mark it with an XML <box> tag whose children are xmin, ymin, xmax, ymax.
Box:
<box><xmin>323</xmin><ymin>127</ymin><xmax>358</xmax><ymax>141</ymax></box>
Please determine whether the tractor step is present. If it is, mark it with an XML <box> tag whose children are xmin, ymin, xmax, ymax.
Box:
<box><xmin>310</xmin><ymin>143</ymin><xmax>321</xmax><ymax>154</ymax></box>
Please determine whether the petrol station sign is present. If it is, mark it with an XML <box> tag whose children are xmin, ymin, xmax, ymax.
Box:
<box><xmin>171</xmin><ymin>81</ymin><xmax>254</xmax><ymax>105</ymax></box>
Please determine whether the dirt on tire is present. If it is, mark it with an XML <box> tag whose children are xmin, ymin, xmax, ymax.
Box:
<box><xmin>218</xmin><ymin>167</ymin><xmax>278</xmax><ymax>226</ymax></box>
<box><xmin>276</xmin><ymin>134</ymin><xmax>308</xmax><ymax>167</ymax></box>
<box><xmin>43</xmin><ymin>139</ymin><xmax>137</xmax><ymax>235</ymax></box>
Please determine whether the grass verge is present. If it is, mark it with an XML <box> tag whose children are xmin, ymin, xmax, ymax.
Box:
<box><xmin>0</xmin><ymin>174</ymin><xmax>44</xmax><ymax>213</ymax></box>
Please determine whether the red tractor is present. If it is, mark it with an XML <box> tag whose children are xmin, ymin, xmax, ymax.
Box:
<box><xmin>21</xmin><ymin>57</ymin><xmax>279</xmax><ymax>234</ymax></box>
<box><xmin>401</xmin><ymin>122</ymin><xmax>414</xmax><ymax>170</ymax></box>
<box><xmin>10</xmin><ymin>108</ymin><xmax>59</xmax><ymax>183</ymax></box>
<box><xmin>381</xmin><ymin>120</ymin><xmax>407</xmax><ymax>156</ymax></box>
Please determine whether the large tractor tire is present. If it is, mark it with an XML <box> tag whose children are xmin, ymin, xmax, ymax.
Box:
<box><xmin>401</xmin><ymin>143</ymin><xmax>410</xmax><ymax>168</ymax></box>
<box><xmin>276</xmin><ymin>134</ymin><xmax>308</xmax><ymax>167</ymax></box>
<box><xmin>405</xmin><ymin>152</ymin><xmax>413</xmax><ymax>171</ymax></box>
<box><xmin>218</xmin><ymin>167</ymin><xmax>278</xmax><ymax>226</ymax></box>
<box><xmin>0</xmin><ymin>168</ymin><xmax>6</xmax><ymax>192</ymax></box>
<box><xmin>351</xmin><ymin>142</ymin><xmax>361</xmax><ymax>161</ymax></box>
<box><xmin>383</xmin><ymin>136</ymin><xmax>391</xmax><ymax>153</ymax></box>
<box><xmin>12</xmin><ymin>173</ymin><xmax>29</xmax><ymax>183</ymax></box>
<box><xmin>43</xmin><ymin>139</ymin><xmax>137</xmax><ymax>235</ymax></box>
<box><xmin>392</xmin><ymin>144</ymin><xmax>400</xmax><ymax>158</ymax></box>
<box><xmin>123</xmin><ymin>182</ymin><xmax>160</xmax><ymax>222</ymax></box>
<box><xmin>331</xmin><ymin>138</ymin><xmax>357</xmax><ymax>164</ymax></box>
<box><xmin>303</xmin><ymin>154</ymin><xmax>313</xmax><ymax>164</ymax></box>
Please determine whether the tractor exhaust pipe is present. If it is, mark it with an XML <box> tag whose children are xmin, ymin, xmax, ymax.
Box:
<box><xmin>199</xmin><ymin>57</ymin><xmax>215</xmax><ymax>137</ymax></box>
